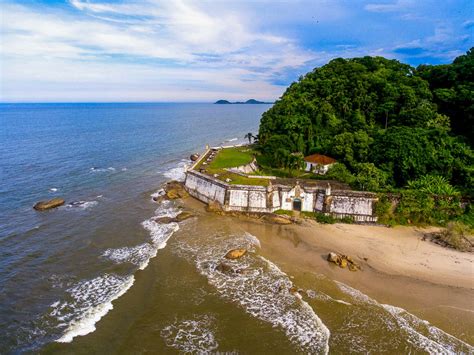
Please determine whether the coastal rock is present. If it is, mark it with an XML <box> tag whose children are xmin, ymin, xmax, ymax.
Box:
<box><xmin>164</xmin><ymin>181</ymin><xmax>189</xmax><ymax>200</ymax></box>
<box><xmin>33</xmin><ymin>198</ymin><xmax>65</xmax><ymax>211</ymax></box>
<box><xmin>216</xmin><ymin>262</ymin><xmax>233</xmax><ymax>274</ymax></box>
<box><xmin>190</xmin><ymin>153</ymin><xmax>200</xmax><ymax>161</ymax></box>
<box><xmin>263</xmin><ymin>215</ymin><xmax>292</xmax><ymax>225</ymax></box>
<box><xmin>327</xmin><ymin>252</ymin><xmax>339</xmax><ymax>264</ymax></box>
<box><xmin>224</xmin><ymin>248</ymin><xmax>247</xmax><ymax>260</ymax></box>
<box><xmin>327</xmin><ymin>252</ymin><xmax>360</xmax><ymax>271</ymax></box>
<box><xmin>206</xmin><ymin>200</ymin><xmax>223</xmax><ymax>213</ymax></box>
<box><xmin>175</xmin><ymin>211</ymin><xmax>195</xmax><ymax>221</ymax></box>
<box><xmin>154</xmin><ymin>212</ymin><xmax>195</xmax><ymax>224</ymax></box>
<box><xmin>154</xmin><ymin>217</ymin><xmax>176</xmax><ymax>224</ymax></box>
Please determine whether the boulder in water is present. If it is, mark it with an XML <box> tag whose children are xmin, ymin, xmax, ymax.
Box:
<box><xmin>33</xmin><ymin>198</ymin><xmax>65</xmax><ymax>211</ymax></box>
<box><xmin>175</xmin><ymin>211</ymin><xmax>194</xmax><ymax>221</ymax></box>
<box><xmin>224</xmin><ymin>248</ymin><xmax>247</xmax><ymax>260</ymax></box>
<box><xmin>190</xmin><ymin>153</ymin><xmax>200</xmax><ymax>161</ymax></box>
<box><xmin>216</xmin><ymin>262</ymin><xmax>233</xmax><ymax>274</ymax></box>
<box><xmin>154</xmin><ymin>216</ymin><xmax>176</xmax><ymax>224</ymax></box>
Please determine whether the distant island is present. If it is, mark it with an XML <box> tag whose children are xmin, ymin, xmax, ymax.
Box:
<box><xmin>214</xmin><ymin>99</ymin><xmax>272</xmax><ymax>104</ymax></box>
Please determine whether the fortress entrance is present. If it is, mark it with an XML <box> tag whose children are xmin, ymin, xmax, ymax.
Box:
<box><xmin>293</xmin><ymin>198</ymin><xmax>302</xmax><ymax>211</ymax></box>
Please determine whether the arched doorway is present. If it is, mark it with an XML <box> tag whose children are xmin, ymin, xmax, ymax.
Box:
<box><xmin>293</xmin><ymin>198</ymin><xmax>302</xmax><ymax>211</ymax></box>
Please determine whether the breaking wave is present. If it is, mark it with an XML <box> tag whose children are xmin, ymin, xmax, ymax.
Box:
<box><xmin>174</xmin><ymin>232</ymin><xmax>330</xmax><ymax>354</ymax></box>
<box><xmin>161</xmin><ymin>160</ymin><xmax>189</xmax><ymax>182</ymax></box>
<box><xmin>336</xmin><ymin>281</ymin><xmax>473</xmax><ymax>354</ymax></box>
<box><xmin>160</xmin><ymin>314</ymin><xmax>219</xmax><ymax>353</ymax></box>
<box><xmin>51</xmin><ymin>274</ymin><xmax>134</xmax><ymax>343</ymax></box>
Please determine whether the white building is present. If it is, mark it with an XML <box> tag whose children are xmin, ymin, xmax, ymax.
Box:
<box><xmin>304</xmin><ymin>154</ymin><xmax>336</xmax><ymax>175</ymax></box>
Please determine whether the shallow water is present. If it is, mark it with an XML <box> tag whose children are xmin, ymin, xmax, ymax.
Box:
<box><xmin>1</xmin><ymin>103</ymin><xmax>472</xmax><ymax>354</ymax></box>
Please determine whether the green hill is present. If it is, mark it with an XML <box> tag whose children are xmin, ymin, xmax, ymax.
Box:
<box><xmin>258</xmin><ymin>49</ymin><xmax>473</xmax><ymax>193</ymax></box>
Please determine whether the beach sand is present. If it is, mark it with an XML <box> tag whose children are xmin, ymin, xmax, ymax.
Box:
<box><xmin>181</xmin><ymin>197</ymin><xmax>474</xmax><ymax>344</ymax></box>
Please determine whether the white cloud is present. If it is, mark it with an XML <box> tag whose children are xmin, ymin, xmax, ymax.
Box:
<box><xmin>364</xmin><ymin>0</ymin><xmax>412</xmax><ymax>13</ymax></box>
<box><xmin>1</xmin><ymin>1</ymin><xmax>324</xmax><ymax>101</ymax></box>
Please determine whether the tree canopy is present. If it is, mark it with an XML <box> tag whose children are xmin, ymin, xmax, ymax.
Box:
<box><xmin>258</xmin><ymin>49</ymin><xmax>473</xmax><ymax>193</ymax></box>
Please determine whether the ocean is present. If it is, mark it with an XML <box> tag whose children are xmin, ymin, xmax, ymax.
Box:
<box><xmin>0</xmin><ymin>103</ymin><xmax>472</xmax><ymax>354</ymax></box>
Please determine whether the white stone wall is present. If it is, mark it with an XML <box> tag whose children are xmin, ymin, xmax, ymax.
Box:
<box><xmin>248</xmin><ymin>190</ymin><xmax>266</xmax><ymax>209</ymax></box>
<box><xmin>315</xmin><ymin>192</ymin><xmax>325</xmax><ymax>211</ymax></box>
<box><xmin>280</xmin><ymin>191</ymin><xmax>293</xmax><ymax>210</ymax></box>
<box><xmin>301</xmin><ymin>192</ymin><xmax>314</xmax><ymax>212</ymax></box>
<box><xmin>185</xmin><ymin>172</ymin><xmax>226</xmax><ymax>204</ymax></box>
<box><xmin>229</xmin><ymin>189</ymin><xmax>248</xmax><ymax>207</ymax></box>
<box><xmin>329</xmin><ymin>195</ymin><xmax>373</xmax><ymax>216</ymax></box>
<box><xmin>184</xmin><ymin>171</ymin><xmax>377</xmax><ymax>222</ymax></box>
<box><xmin>272</xmin><ymin>192</ymin><xmax>281</xmax><ymax>209</ymax></box>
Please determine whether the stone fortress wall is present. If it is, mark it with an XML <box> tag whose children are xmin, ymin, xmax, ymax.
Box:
<box><xmin>184</xmin><ymin>169</ymin><xmax>378</xmax><ymax>223</ymax></box>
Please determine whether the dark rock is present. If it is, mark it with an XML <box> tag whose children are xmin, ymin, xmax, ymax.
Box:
<box><xmin>190</xmin><ymin>153</ymin><xmax>200</xmax><ymax>161</ymax></box>
<box><xmin>216</xmin><ymin>262</ymin><xmax>233</xmax><ymax>274</ymax></box>
<box><xmin>175</xmin><ymin>211</ymin><xmax>194</xmax><ymax>221</ymax></box>
<box><xmin>33</xmin><ymin>198</ymin><xmax>65</xmax><ymax>211</ymax></box>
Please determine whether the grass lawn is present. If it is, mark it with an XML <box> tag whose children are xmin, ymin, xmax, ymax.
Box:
<box><xmin>208</xmin><ymin>146</ymin><xmax>254</xmax><ymax>169</ymax></box>
<box><xmin>197</xmin><ymin>146</ymin><xmax>269</xmax><ymax>186</ymax></box>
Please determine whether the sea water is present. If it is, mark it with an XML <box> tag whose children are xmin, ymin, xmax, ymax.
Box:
<box><xmin>0</xmin><ymin>103</ymin><xmax>267</xmax><ymax>352</ymax></box>
<box><xmin>0</xmin><ymin>103</ymin><xmax>472</xmax><ymax>354</ymax></box>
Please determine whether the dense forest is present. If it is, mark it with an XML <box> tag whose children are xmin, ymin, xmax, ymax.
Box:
<box><xmin>258</xmin><ymin>49</ymin><xmax>473</xmax><ymax>196</ymax></box>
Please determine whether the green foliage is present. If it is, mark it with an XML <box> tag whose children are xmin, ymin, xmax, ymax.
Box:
<box><xmin>432</xmin><ymin>222</ymin><xmax>474</xmax><ymax>252</ymax></box>
<box><xmin>315</xmin><ymin>213</ymin><xmax>336</xmax><ymax>224</ymax></box>
<box><xmin>258</xmin><ymin>50</ymin><xmax>474</xmax><ymax>192</ymax></box>
<box><xmin>407</xmin><ymin>175</ymin><xmax>459</xmax><ymax>195</ymax></box>
<box><xmin>325</xmin><ymin>163</ymin><xmax>355</xmax><ymax>184</ymax></box>
<box><xmin>394</xmin><ymin>190</ymin><xmax>462</xmax><ymax>225</ymax></box>
<box><xmin>417</xmin><ymin>48</ymin><xmax>474</xmax><ymax>145</ymax></box>
<box><xmin>353</xmin><ymin>163</ymin><xmax>389</xmax><ymax>191</ymax></box>
<box><xmin>274</xmin><ymin>209</ymin><xmax>293</xmax><ymax>216</ymax></box>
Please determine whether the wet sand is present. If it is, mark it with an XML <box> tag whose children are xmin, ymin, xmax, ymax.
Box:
<box><xmin>181</xmin><ymin>197</ymin><xmax>474</xmax><ymax>345</ymax></box>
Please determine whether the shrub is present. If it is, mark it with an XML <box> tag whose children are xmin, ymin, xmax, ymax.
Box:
<box><xmin>432</xmin><ymin>222</ymin><xmax>473</xmax><ymax>252</ymax></box>
<box><xmin>315</xmin><ymin>213</ymin><xmax>336</xmax><ymax>224</ymax></box>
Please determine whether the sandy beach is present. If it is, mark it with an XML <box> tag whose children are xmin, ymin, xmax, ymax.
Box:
<box><xmin>181</xmin><ymin>197</ymin><xmax>474</xmax><ymax>345</ymax></box>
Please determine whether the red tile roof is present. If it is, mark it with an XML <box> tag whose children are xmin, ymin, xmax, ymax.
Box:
<box><xmin>304</xmin><ymin>154</ymin><xmax>336</xmax><ymax>165</ymax></box>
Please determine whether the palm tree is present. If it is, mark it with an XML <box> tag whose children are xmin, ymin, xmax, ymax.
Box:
<box><xmin>244</xmin><ymin>132</ymin><xmax>253</xmax><ymax>144</ymax></box>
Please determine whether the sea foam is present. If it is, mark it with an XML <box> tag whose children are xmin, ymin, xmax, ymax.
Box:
<box><xmin>175</xmin><ymin>232</ymin><xmax>330</xmax><ymax>354</ymax></box>
<box><xmin>336</xmin><ymin>281</ymin><xmax>473</xmax><ymax>354</ymax></box>
<box><xmin>52</xmin><ymin>274</ymin><xmax>134</xmax><ymax>343</ymax></box>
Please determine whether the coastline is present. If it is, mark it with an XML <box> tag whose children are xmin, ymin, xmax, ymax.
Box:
<box><xmin>180</xmin><ymin>196</ymin><xmax>474</xmax><ymax>345</ymax></box>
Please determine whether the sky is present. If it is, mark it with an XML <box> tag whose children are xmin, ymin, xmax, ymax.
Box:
<box><xmin>0</xmin><ymin>0</ymin><xmax>472</xmax><ymax>102</ymax></box>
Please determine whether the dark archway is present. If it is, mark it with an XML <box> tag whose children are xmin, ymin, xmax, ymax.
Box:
<box><xmin>293</xmin><ymin>198</ymin><xmax>302</xmax><ymax>211</ymax></box>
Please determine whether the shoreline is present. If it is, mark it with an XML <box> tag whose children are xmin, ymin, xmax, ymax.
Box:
<box><xmin>180</xmin><ymin>196</ymin><xmax>474</xmax><ymax>345</ymax></box>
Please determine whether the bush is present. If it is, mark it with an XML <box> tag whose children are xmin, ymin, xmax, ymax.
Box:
<box><xmin>432</xmin><ymin>222</ymin><xmax>473</xmax><ymax>252</ymax></box>
<box><xmin>325</xmin><ymin>163</ymin><xmax>355</xmax><ymax>184</ymax></box>
<box><xmin>315</xmin><ymin>213</ymin><xmax>336</xmax><ymax>224</ymax></box>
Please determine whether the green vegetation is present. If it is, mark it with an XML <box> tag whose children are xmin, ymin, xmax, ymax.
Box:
<box><xmin>198</xmin><ymin>146</ymin><xmax>269</xmax><ymax>186</ymax></box>
<box><xmin>208</xmin><ymin>146</ymin><xmax>254</xmax><ymax>169</ymax></box>
<box><xmin>257</xmin><ymin>49</ymin><xmax>473</xmax><ymax>196</ymax></box>
<box><xmin>430</xmin><ymin>222</ymin><xmax>474</xmax><ymax>252</ymax></box>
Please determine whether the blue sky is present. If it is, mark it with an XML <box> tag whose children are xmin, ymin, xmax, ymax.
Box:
<box><xmin>1</xmin><ymin>0</ymin><xmax>472</xmax><ymax>102</ymax></box>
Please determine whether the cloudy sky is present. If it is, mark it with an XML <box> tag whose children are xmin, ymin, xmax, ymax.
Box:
<box><xmin>0</xmin><ymin>0</ymin><xmax>472</xmax><ymax>102</ymax></box>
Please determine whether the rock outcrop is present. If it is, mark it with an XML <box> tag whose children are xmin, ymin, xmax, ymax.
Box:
<box><xmin>327</xmin><ymin>252</ymin><xmax>360</xmax><ymax>271</ymax></box>
<box><xmin>190</xmin><ymin>153</ymin><xmax>200</xmax><ymax>161</ymax></box>
<box><xmin>263</xmin><ymin>214</ymin><xmax>292</xmax><ymax>225</ymax></box>
<box><xmin>224</xmin><ymin>248</ymin><xmax>247</xmax><ymax>259</ymax></box>
<box><xmin>164</xmin><ymin>181</ymin><xmax>189</xmax><ymax>200</ymax></box>
<box><xmin>205</xmin><ymin>200</ymin><xmax>223</xmax><ymax>213</ymax></box>
<box><xmin>33</xmin><ymin>198</ymin><xmax>65</xmax><ymax>211</ymax></box>
<box><xmin>154</xmin><ymin>211</ymin><xmax>195</xmax><ymax>224</ymax></box>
